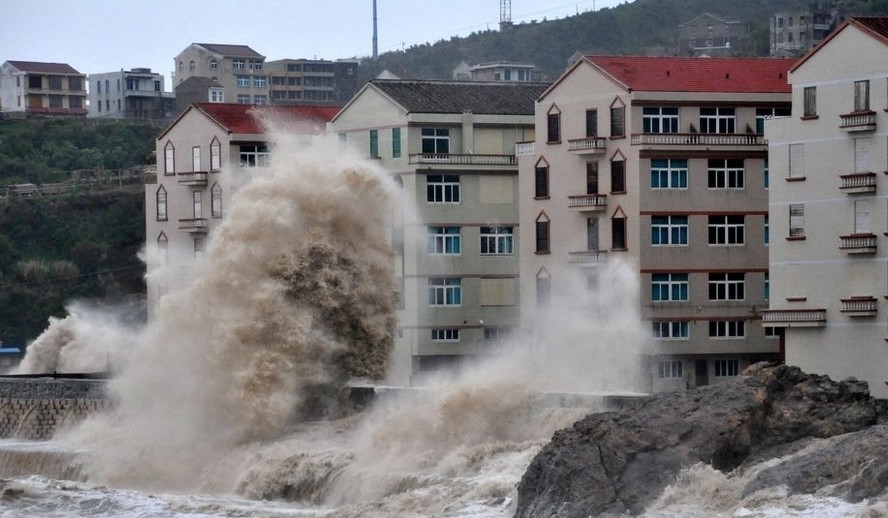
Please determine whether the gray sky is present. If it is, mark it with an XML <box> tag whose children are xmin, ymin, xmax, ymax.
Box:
<box><xmin>1</xmin><ymin>0</ymin><xmax>630</xmax><ymax>88</ymax></box>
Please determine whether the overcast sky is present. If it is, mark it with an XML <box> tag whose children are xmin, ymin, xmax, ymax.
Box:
<box><xmin>1</xmin><ymin>0</ymin><xmax>630</xmax><ymax>89</ymax></box>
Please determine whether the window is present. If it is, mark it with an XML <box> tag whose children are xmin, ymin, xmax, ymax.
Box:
<box><xmin>194</xmin><ymin>237</ymin><xmax>206</xmax><ymax>258</ymax></box>
<box><xmin>715</xmin><ymin>359</ymin><xmax>740</xmax><ymax>376</ymax></box>
<box><xmin>431</xmin><ymin>329</ymin><xmax>460</xmax><ymax>342</ymax></box>
<box><xmin>48</xmin><ymin>95</ymin><xmax>63</xmax><ymax>108</ymax></box>
<box><xmin>210</xmin><ymin>60</ymin><xmax>218</xmax><ymax>70</ymax></box>
<box><xmin>239</xmin><ymin>144</ymin><xmax>269</xmax><ymax>167</ymax></box>
<box><xmin>253</xmin><ymin>95</ymin><xmax>268</xmax><ymax>105</ymax></box>
<box><xmin>612</xmin><ymin>212</ymin><xmax>627</xmax><ymax>250</ymax></box>
<box><xmin>650</xmin><ymin>159</ymin><xmax>688</xmax><ymax>189</ymax></box>
<box><xmin>157</xmin><ymin>232</ymin><xmax>168</xmax><ymax>263</ymax></box>
<box><xmin>803</xmin><ymin>86</ymin><xmax>817</xmax><ymax>117</ymax></box>
<box><xmin>854</xmin><ymin>80</ymin><xmax>870</xmax><ymax>112</ymax></box>
<box><xmin>480</xmin><ymin>226</ymin><xmax>514</xmax><ymax>255</ymax></box>
<box><xmin>755</xmin><ymin>107</ymin><xmax>791</xmax><ymax>133</ymax></box>
<box><xmin>658</xmin><ymin>360</ymin><xmax>684</xmax><ymax>378</ymax></box>
<box><xmin>547</xmin><ymin>110</ymin><xmax>561</xmax><ymax>143</ymax></box>
<box><xmin>642</xmin><ymin>107</ymin><xmax>679</xmax><ymax>133</ymax></box>
<box><xmin>192</xmin><ymin>191</ymin><xmax>202</xmax><ymax>218</ymax></box>
<box><xmin>164</xmin><ymin>142</ymin><xmax>174</xmax><ymax>175</ymax></box>
<box><xmin>699</xmin><ymin>107</ymin><xmax>736</xmax><ymax>133</ymax></box>
<box><xmin>237</xmin><ymin>76</ymin><xmax>250</xmax><ymax>88</ymax></box>
<box><xmin>48</xmin><ymin>75</ymin><xmax>62</xmax><ymax>89</ymax></box>
<box><xmin>708</xmin><ymin>159</ymin><xmax>744</xmax><ymax>189</ymax></box>
<box><xmin>210</xmin><ymin>138</ymin><xmax>221</xmax><ymax>171</ymax></box>
<box><xmin>764</xmin><ymin>215</ymin><xmax>769</xmax><ymax>245</ymax></box>
<box><xmin>535</xmin><ymin>163</ymin><xmax>549</xmax><ymax>198</ymax></box>
<box><xmin>789</xmin><ymin>143</ymin><xmax>805</xmax><ymax>179</ymax></box>
<box><xmin>652</xmin><ymin>322</ymin><xmax>689</xmax><ymax>340</ymax></box>
<box><xmin>708</xmin><ymin>215</ymin><xmax>745</xmax><ymax>245</ymax></box>
<box><xmin>484</xmin><ymin>326</ymin><xmax>511</xmax><ymax>341</ymax></box>
<box><xmin>237</xmin><ymin>94</ymin><xmax>251</xmax><ymax>104</ymax></box>
<box><xmin>192</xmin><ymin>146</ymin><xmax>201</xmax><ymax>171</ymax></box>
<box><xmin>764</xmin><ymin>159</ymin><xmax>769</xmax><ymax>189</ymax></box>
<box><xmin>652</xmin><ymin>273</ymin><xmax>689</xmax><ymax>301</ymax></box>
<box><xmin>586</xmin><ymin>109</ymin><xmax>598</xmax><ymax>137</ymax></box>
<box><xmin>610</xmin><ymin>159</ymin><xmax>626</xmax><ymax>193</ymax></box>
<box><xmin>765</xmin><ymin>272</ymin><xmax>770</xmax><ymax>301</ymax></box>
<box><xmin>587</xmin><ymin>162</ymin><xmax>599</xmax><ymax>194</ymax></box>
<box><xmin>710</xmin><ymin>321</ymin><xmax>745</xmax><ymax>339</ymax></box>
<box><xmin>708</xmin><ymin>272</ymin><xmax>745</xmax><ymax>300</ymax></box>
<box><xmin>211</xmin><ymin>184</ymin><xmax>222</xmax><ymax>218</ymax></box>
<box><xmin>156</xmin><ymin>186</ymin><xmax>167</xmax><ymax>221</ymax></box>
<box><xmin>232</xmin><ymin>59</ymin><xmax>246</xmax><ymax>69</ymax></box>
<box><xmin>610</xmin><ymin>102</ymin><xmax>625</xmax><ymax>137</ymax></box>
<box><xmin>428</xmin><ymin>226</ymin><xmax>461</xmax><ymax>254</ymax></box>
<box><xmin>250</xmin><ymin>60</ymin><xmax>263</xmax><ymax>70</ymax></box>
<box><xmin>651</xmin><ymin>215</ymin><xmax>688</xmax><ymax>246</ymax></box>
<box><xmin>427</xmin><ymin>174</ymin><xmax>460</xmax><ymax>203</ymax></box>
<box><xmin>421</xmin><ymin>128</ymin><xmax>450</xmax><ymax>154</ymax></box>
<box><xmin>210</xmin><ymin>90</ymin><xmax>224</xmax><ymax>103</ymax></box>
<box><xmin>536</xmin><ymin>215</ymin><xmax>550</xmax><ymax>254</ymax></box>
<box><xmin>536</xmin><ymin>270</ymin><xmax>551</xmax><ymax>306</ymax></box>
<box><xmin>369</xmin><ymin>130</ymin><xmax>379</xmax><ymax>158</ymax></box>
<box><xmin>789</xmin><ymin>204</ymin><xmax>805</xmax><ymax>238</ymax></box>
<box><xmin>428</xmin><ymin>278</ymin><xmax>461</xmax><ymax>306</ymax></box>
<box><xmin>392</xmin><ymin>128</ymin><xmax>401</xmax><ymax>158</ymax></box>
<box><xmin>96</xmin><ymin>80</ymin><xmax>101</xmax><ymax>94</ymax></box>
<box><xmin>254</xmin><ymin>76</ymin><xmax>267</xmax><ymax>88</ymax></box>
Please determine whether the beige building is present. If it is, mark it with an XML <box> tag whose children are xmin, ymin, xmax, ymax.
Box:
<box><xmin>763</xmin><ymin>17</ymin><xmax>888</xmax><ymax>399</ymax></box>
<box><xmin>173</xmin><ymin>43</ymin><xmax>267</xmax><ymax>106</ymax></box>
<box><xmin>330</xmin><ymin>79</ymin><xmax>546</xmax><ymax>384</ymax></box>
<box><xmin>519</xmin><ymin>56</ymin><xmax>793</xmax><ymax>393</ymax></box>
<box><xmin>145</xmin><ymin>103</ymin><xmax>340</xmax><ymax>317</ymax></box>
<box><xmin>0</xmin><ymin>60</ymin><xmax>87</xmax><ymax>116</ymax></box>
<box><xmin>265</xmin><ymin>58</ymin><xmax>359</xmax><ymax>105</ymax></box>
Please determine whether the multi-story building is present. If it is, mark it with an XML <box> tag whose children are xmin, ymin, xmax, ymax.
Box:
<box><xmin>88</xmin><ymin>68</ymin><xmax>174</xmax><ymax>119</ymax></box>
<box><xmin>145</xmin><ymin>102</ymin><xmax>340</xmax><ymax>317</ymax></box>
<box><xmin>172</xmin><ymin>43</ymin><xmax>268</xmax><ymax>108</ymax></box>
<box><xmin>452</xmin><ymin>61</ymin><xmax>540</xmax><ymax>82</ymax></box>
<box><xmin>174</xmin><ymin>76</ymin><xmax>225</xmax><ymax>113</ymax></box>
<box><xmin>518</xmin><ymin>56</ymin><xmax>793</xmax><ymax>393</ymax></box>
<box><xmin>0</xmin><ymin>60</ymin><xmax>87</xmax><ymax>116</ymax></box>
<box><xmin>265</xmin><ymin>58</ymin><xmax>359</xmax><ymax>105</ymax></box>
<box><xmin>763</xmin><ymin>17</ymin><xmax>888</xmax><ymax>399</ymax></box>
<box><xmin>770</xmin><ymin>8</ymin><xmax>845</xmax><ymax>57</ymax></box>
<box><xmin>330</xmin><ymin>79</ymin><xmax>547</xmax><ymax>384</ymax></box>
<box><xmin>678</xmin><ymin>13</ymin><xmax>747</xmax><ymax>56</ymax></box>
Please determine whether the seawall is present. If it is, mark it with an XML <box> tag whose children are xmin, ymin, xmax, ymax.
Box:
<box><xmin>0</xmin><ymin>376</ymin><xmax>112</xmax><ymax>440</ymax></box>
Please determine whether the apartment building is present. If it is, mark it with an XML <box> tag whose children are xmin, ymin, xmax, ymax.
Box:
<box><xmin>172</xmin><ymin>43</ymin><xmax>268</xmax><ymax>108</ymax></box>
<box><xmin>265</xmin><ymin>58</ymin><xmax>360</xmax><ymax>105</ymax></box>
<box><xmin>88</xmin><ymin>68</ymin><xmax>174</xmax><ymax>119</ymax></box>
<box><xmin>145</xmin><ymin>102</ymin><xmax>340</xmax><ymax>316</ymax></box>
<box><xmin>452</xmin><ymin>61</ymin><xmax>540</xmax><ymax>82</ymax></box>
<box><xmin>518</xmin><ymin>56</ymin><xmax>793</xmax><ymax>393</ymax></box>
<box><xmin>763</xmin><ymin>17</ymin><xmax>888</xmax><ymax>399</ymax></box>
<box><xmin>0</xmin><ymin>60</ymin><xmax>87</xmax><ymax>116</ymax></box>
<box><xmin>770</xmin><ymin>8</ymin><xmax>845</xmax><ymax>57</ymax></box>
<box><xmin>678</xmin><ymin>13</ymin><xmax>748</xmax><ymax>56</ymax></box>
<box><xmin>330</xmin><ymin>79</ymin><xmax>546</xmax><ymax>384</ymax></box>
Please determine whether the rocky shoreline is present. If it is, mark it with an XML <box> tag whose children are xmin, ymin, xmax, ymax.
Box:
<box><xmin>514</xmin><ymin>363</ymin><xmax>888</xmax><ymax>517</ymax></box>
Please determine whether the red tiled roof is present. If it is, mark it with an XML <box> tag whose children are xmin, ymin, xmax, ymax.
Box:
<box><xmin>193</xmin><ymin>103</ymin><xmax>341</xmax><ymax>134</ymax></box>
<box><xmin>585</xmin><ymin>55</ymin><xmax>794</xmax><ymax>93</ymax></box>
<box><xmin>5</xmin><ymin>60</ymin><xmax>82</xmax><ymax>75</ymax></box>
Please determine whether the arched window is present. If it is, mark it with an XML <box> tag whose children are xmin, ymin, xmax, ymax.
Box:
<box><xmin>156</xmin><ymin>186</ymin><xmax>167</xmax><ymax>221</ymax></box>
<box><xmin>546</xmin><ymin>104</ymin><xmax>561</xmax><ymax>143</ymax></box>
<box><xmin>611</xmin><ymin>206</ymin><xmax>627</xmax><ymax>251</ymax></box>
<box><xmin>157</xmin><ymin>232</ymin><xmax>168</xmax><ymax>263</ymax></box>
<box><xmin>210</xmin><ymin>137</ymin><xmax>221</xmax><ymax>171</ymax></box>
<box><xmin>534</xmin><ymin>157</ymin><xmax>549</xmax><ymax>199</ymax></box>
<box><xmin>164</xmin><ymin>141</ymin><xmax>175</xmax><ymax>175</ymax></box>
<box><xmin>189</xmin><ymin>60</ymin><xmax>195</xmax><ymax>71</ymax></box>
<box><xmin>211</xmin><ymin>183</ymin><xmax>222</xmax><ymax>218</ymax></box>
<box><xmin>535</xmin><ymin>211</ymin><xmax>550</xmax><ymax>254</ymax></box>
<box><xmin>536</xmin><ymin>268</ymin><xmax>551</xmax><ymax>306</ymax></box>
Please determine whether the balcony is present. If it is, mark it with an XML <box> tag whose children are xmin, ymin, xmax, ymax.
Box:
<box><xmin>567</xmin><ymin>137</ymin><xmax>607</xmax><ymax>154</ymax></box>
<box><xmin>515</xmin><ymin>141</ymin><xmax>535</xmax><ymax>157</ymax></box>
<box><xmin>177</xmin><ymin>172</ymin><xmax>208</xmax><ymax>186</ymax></box>
<box><xmin>839</xmin><ymin>111</ymin><xmax>877</xmax><ymax>133</ymax></box>
<box><xmin>178</xmin><ymin>218</ymin><xmax>209</xmax><ymax>233</ymax></box>
<box><xmin>630</xmin><ymin>133</ymin><xmax>766</xmax><ymax>147</ymax></box>
<box><xmin>408</xmin><ymin>153</ymin><xmax>516</xmax><ymax>166</ymax></box>
<box><xmin>761</xmin><ymin>308</ymin><xmax>827</xmax><ymax>327</ymax></box>
<box><xmin>840</xmin><ymin>296</ymin><xmax>878</xmax><ymax>317</ymax></box>
<box><xmin>839</xmin><ymin>172</ymin><xmax>876</xmax><ymax>194</ymax></box>
<box><xmin>568</xmin><ymin>250</ymin><xmax>608</xmax><ymax>266</ymax></box>
<box><xmin>839</xmin><ymin>233</ymin><xmax>877</xmax><ymax>254</ymax></box>
<box><xmin>567</xmin><ymin>194</ymin><xmax>607</xmax><ymax>212</ymax></box>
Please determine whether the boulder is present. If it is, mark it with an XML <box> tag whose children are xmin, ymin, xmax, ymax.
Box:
<box><xmin>514</xmin><ymin>363</ymin><xmax>887</xmax><ymax>517</ymax></box>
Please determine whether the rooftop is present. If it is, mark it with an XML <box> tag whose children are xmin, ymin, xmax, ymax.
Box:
<box><xmin>193</xmin><ymin>43</ymin><xmax>264</xmax><ymax>59</ymax></box>
<box><xmin>4</xmin><ymin>60</ymin><xmax>82</xmax><ymax>75</ymax></box>
<box><xmin>192</xmin><ymin>103</ymin><xmax>341</xmax><ymax>134</ymax></box>
<box><xmin>370</xmin><ymin>79</ymin><xmax>549</xmax><ymax>115</ymax></box>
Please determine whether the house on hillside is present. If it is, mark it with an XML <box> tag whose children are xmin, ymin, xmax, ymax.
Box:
<box><xmin>88</xmin><ymin>68</ymin><xmax>174</xmax><ymax>119</ymax></box>
<box><xmin>0</xmin><ymin>60</ymin><xmax>87</xmax><ymax>117</ymax></box>
<box><xmin>678</xmin><ymin>13</ymin><xmax>748</xmax><ymax>56</ymax></box>
<box><xmin>144</xmin><ymin>102</ymin><xmax>340</xmax><ymax>318</ymax></box>
<box><xmin>172</xmin><ymin>43</ymin><xmax>268</xmax><ymax>110</ymax></box>
<box><xmin>770</xmin><ymin>7</ymin><xmax>846</xmax><ymax>57</ymax></box>
<box><xmin>330</xmin><ymin>79</ymin><xmax>547</xmax><ymax>384</ymax></box>
<box><xmin>763</xmin><ymin>17</ymin><xmax>888</xmax><ymax>399</ymax></box>
<box><xmin>452</xmin><ymin>61</ymin><xmax>541</xmax><ymax>82</ymax></box>
<box><xmin>265</xmin><ymin>58</ymin><xmax>360</xmax><ymax>105</ymax></box>
<box><xmin>519</xmin><ymin>55</ymin><xmax>794</xmax><ymax>393</ymax></box>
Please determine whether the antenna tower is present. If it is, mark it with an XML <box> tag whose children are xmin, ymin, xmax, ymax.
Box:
<box><xmin>500</xmin><ymin>0</ymin><xmax>513</xmax><ymax>30</ymax></box>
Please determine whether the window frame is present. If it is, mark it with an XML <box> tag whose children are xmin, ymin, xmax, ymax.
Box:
<box><xmin>156</xmin><ymin>186</ymin><xmax>167</xmax><ymax>221</ymax></box>
<box><xmin>428</xmin><ymin>277</ymin><xmax>462</xmax><ymax>307</ymax></box>
<box><xmin>651</xmin><ymin>273</ymin><xmax>689</xmax><ymax>302</ymax></box>
<box><xmin>426</xmin><ymin>174</ymin><xmax>460</xmax><ymax>203</ymax></box>
<box><xmin>714</xmin><ymin>358</ymin><xmax>740</xmax><ymax>376</ymax></box>
<box><xmin>642</xmin><ymin>107</ymin><xmax>679</xmax><ymax>133</ymax></box>
<box><xmin>652</xmin><ymin>322</ymin><xmax>690</xmax><ymax>341</ymax></box>
<box><xmin>708</xmin><ymin>272</ymin><xmax>746</xmax><ymax>301</ymax></box>
<box><xmin>535</xmin><ymin>163</ymin><xmax>549</xmax><ymax>198</ymax></box>
<box><xmin>707</xmin><ymin>159</ymin><xmax>745</xmax><ymax>189</ymax></box>
<box><xmin>211</xmin><ymin>183</ymin><xmax>222</xmax><ymax>218</ymax></box>
<box><xmin>803</xmin><ymin>86</ymin><xmax>817</xmax><ymax>118</ymax></box>
<box><xmin>164</xmin><ymin>141</ymin><xmax>175</xmax><ymax>175</ymax></box>
<box><xmin>709</xmin><ymin>321</ymin><xmax>746</xmax><ymax>340</ymax></box>
<box><xmin>708</xmin><ymin>215</ymin><xmax>745</xmax><ymax>246</ymax></box>
<box><xmin>427</xmin><ymin>226</ymin><xmax>461</xmax><ymax>255</ymax></box>
<box><xmin>651</xmin><ymin>215</ymin><xmax>689</xmax><ymax>246</ymax></box>
<box><xmin>431</xmin><ymin>328</ymin><xmax>460</xmax><ymax>342</ymax></box>
<box><xmin>650</xmin><ymin>158</ymin><xmax>688</xmax><ymax>189</ymax></box>
<box><xmin>658</xmin><ymin>359</ymin><xmax>685</xmax><ymax>378</ymax></box>
<box><xmin>480</xmin><ymin>226</ymin><xmax>514</xmax><ymax>255</ymax></box>
<box><xmin>789</xmin><ymin>204</ymin><xmax>805</xmax><ymax>238</ymax></box>
<box><xmin>421</xmin><ymin>128</ymin><xmax>450</xmax><ymax>154</ymax></box>
<box><xmin>699</xmin><ymin>107</ymin><xmax>736</xmax><ymax>134</ymax></box>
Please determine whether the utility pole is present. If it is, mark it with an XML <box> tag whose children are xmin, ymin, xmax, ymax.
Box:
<box><xmin>372</xmin><ymin>0</ymin><xmax>379</xmax><ymax>60</ymax></box>
<box><xmin>500</xmin><ymin>0</ymin><xmax>513</xmax><ymax>30</ymax></box>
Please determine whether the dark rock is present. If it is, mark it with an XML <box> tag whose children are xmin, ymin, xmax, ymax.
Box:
<box><xmin>514</xmin><ymin>364</ymin><xmax>886</xmax><ymax>518</ymax></box>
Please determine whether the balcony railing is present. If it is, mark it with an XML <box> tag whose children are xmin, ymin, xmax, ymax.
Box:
<box><xmin>567</xmin><ymin>137</ymin><xmax>607</xmax><ymax>154</ymax></box>
<box><xmin>568</xmin><ymin>250</ymin><xmax>608</xmax><ymax>265</ymax></box>
<box><xmin>631</xmin><ymin>133</ymin><xmax>766</xmax><ymax>146</ymax></box>
<box><xmin>840</xmin><ymin>296</ymin><xmax>878</xmax><ymax>316</ymax></box>
<box><xmin>839</xmin><ymin>233</ymin><xmax>877</xmax><ymax>254</ymax></box>
<box><xmin>408</xmin><ymin>153</ymin><xmax>516</xmax><ymax>166</ymax></box>
<box><xmin>178</xmin><ymin>218</ymin><xmax>209</xmax><ymax>233</ymax></box>
<box><xmin>177</xmin><ymin>172</ymin><xmax>208</xmax><ymax>185</ymax></box>
<box><xmin>839</xmin><ymin>111</ymin><xmax>877</xmax><ymax>132</ymax></box>
<box><xmin>839</xmin><ymin>172</ymin><xmax>876</xmax><ymax>193</ymax></box>
<box><xmin>567</xmin><ymin>194</ymin><xmax>607</xmax><ymax>212</ymax></box>
<box><xmin>515</xmin><ymin>141</ymin><xmax>535</xmax><ymax>157</ymax></box>
<box><xmin>761</xmin><ymin>308</ymin><xmax>827</xmax><ymax>327</ymax></box>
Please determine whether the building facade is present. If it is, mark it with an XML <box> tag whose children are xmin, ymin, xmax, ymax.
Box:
<box><xmin>452</xmin><ymin>61</ymin><xmax>540</xmax><ymax>82</ymax></box>
<box><xmin>145</xmin><ymin>103</ymin><xmax>340</xmax><ymax>317</ymax></box>
<box><xmin>763</xmin><ymin>17</ymin><xmax>888</xmax><ymax>399</ymax></box>
<box><xmin>519</xmin><ymin>56</ymin><xmax>793</xmax><ymax>393</ymax></box>
<box><xmin>770</xmin><ymin>8</ymin><xmax>845</xmax><ymax>57</ymax></box>
<box><xmin>172</xmin><ymin>43</ymin><xmax>268</xmax><ymax>108</ymax></box>
<box><xmin>678</xmin><ymin>13</ymin><xmax>747</xmax><ymax>56</ymax></box>
<box><xmin>330</xmin><ymin>79</ymin><xmax>546</xmax><ymax>385</ymax></box>
<box><xmin>265</xmin><ymin>58</ymin><xmax>360</xmax><ymax>105</ymax></box>
<box><xmin>0</xmin><ymin>61</ymin><xmax>87</xmax><ymax>116</ymax></box>
<box><xmin>88</xmin><ymin>68</ymin><xmax>173</xmax><ymax>119</ymax></box>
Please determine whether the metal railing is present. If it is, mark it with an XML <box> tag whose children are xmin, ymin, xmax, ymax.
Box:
<box><xmin>631</xmin><ymin>133</ymin><xmax>767</xmax><ymax>146</ymax></box>
<box><xmin>408</xmin><ymin>153</ymin><xmax>516</xmax><ymax>166</ymax></box>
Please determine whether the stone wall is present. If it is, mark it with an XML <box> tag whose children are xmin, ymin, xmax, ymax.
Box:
<box><xmin>0</xmin><ymin>377</ymin><xmax>112</xmax><ymax>440</ymax></box>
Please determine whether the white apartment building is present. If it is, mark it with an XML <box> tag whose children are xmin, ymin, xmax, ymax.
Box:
<box><xmin>764</xmin><ymin>17</ymin><xmax>888</xmax><ymax>399</ymax></box>
<box><xmin>519</xmin><ymin>55</ymin><xmax>794</xmax><ymax>393</ymax></box>
<box><xmin>88</xmin><ymin>68</ymin><xmax>172</xmax><ymax>119</ymax></box>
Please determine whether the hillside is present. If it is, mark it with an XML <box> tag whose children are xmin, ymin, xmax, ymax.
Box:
<box><xmin>358</xmin><ymin>0</ymin><xmax>888</xmax><ymax>82</ymax></box>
